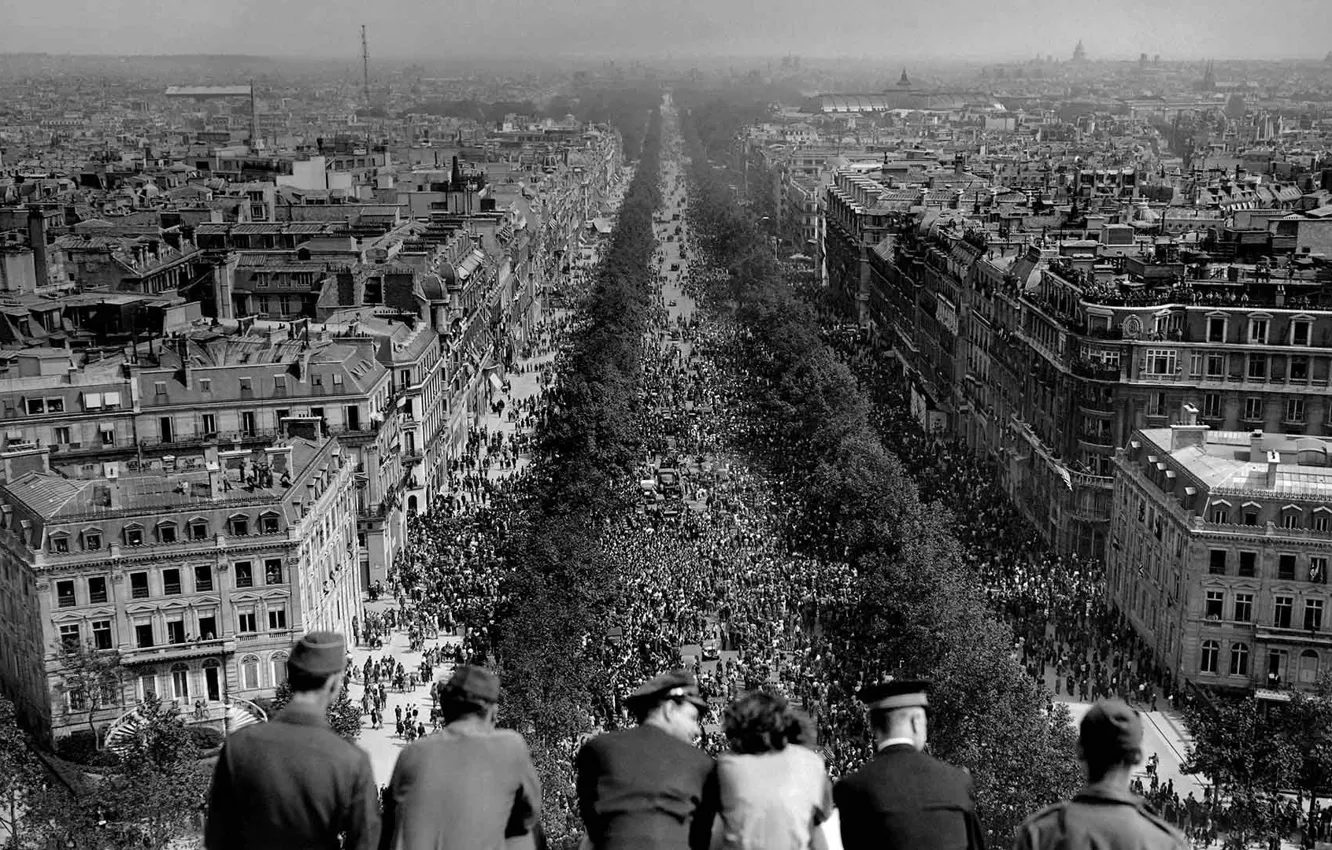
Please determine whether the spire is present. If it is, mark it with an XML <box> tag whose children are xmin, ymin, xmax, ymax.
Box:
<box><xmin>898</xmin><ymin>67</ymin><xmax>911</xmax><ymax>87</ymax></box>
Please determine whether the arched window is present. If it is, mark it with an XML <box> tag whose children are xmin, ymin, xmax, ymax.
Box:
<box><xmin>1200</xmin><ymin>640</ymin><xmax>1220</xmax><ymax>674</ymax></box>
<box><xmin>271</xmin><ymin>652</ymin><xmax>288</xmax><ymax>689</ymax></box>
<box><xmin>241</xmin><ymin>655</ymin><xmax>260</xmax><ymax>690</ymax></box>
<box><xmin>408</xmin><ymin>495</ymin><xmax>418</xmax><ymax>514</ymax></box>
<box><xmin>1229</xmin><ymin>643</ymin><xmax>1249</xmax><ymax>677</ymax></box>
<box><xmin>170</xmin><ymin>663</ymin><xmax>190</xmax><ymax>700</ymax></box>
<box><xmin>1300</xmin><ymin>650</ymin><xmax>1320</xmax><ymax>684</ymax></box>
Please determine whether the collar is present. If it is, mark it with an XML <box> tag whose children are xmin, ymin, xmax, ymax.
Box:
<box><xmin>876</xmin><ymin>737</ymin><xmax>917</xmax><ymax>752</ymax></box>
<box><xmin>446</xmin><ymin>715</ymin><xmax>492</xmax><ymax>735</ymax></box>
<box><xmin>1074</xmin><ymin>779</ymin><xmax>1141</xmax><ymax>806</ymax></box>
<box><xmin>276</xmin><ymin>702</ymin><xmax>330</xmax><ymax>728</ymax></box>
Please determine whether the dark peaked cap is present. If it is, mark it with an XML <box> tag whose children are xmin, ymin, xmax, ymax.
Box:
<box><xmin>858</xmin><ymin>679</ymin><xmax>931</xmax><ymax>711</ymax></box>
<box><xmin>440</xmin><ymin>664</ymin><xmax>501</xmax><ymax>703</ymax></box>
<box><xmin>625</xmin><ymin>670</ymin><xmax>709</xmax><ymax>712</ymax></box>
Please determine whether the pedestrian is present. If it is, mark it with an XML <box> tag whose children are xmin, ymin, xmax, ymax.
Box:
<box><xmin>715</xmin><ymin>690</ymin><xmax>832</xmax><ymax>850</ymax></box>
<box><xmin>204</xmin><ymin>631</ymin><xmax>380</xmax><ymax>850</ymax></box>
<box><xmin>1012</xmin><ymin>699</ymin><xmax>1187</xmax><ymax>850</ymax></box>
<box><xmin>576</xmin><ymin>670</ymin><xmax>719</xmax><ymax>850</ymax></box>
<box><xmin>833</xmin><ymin>680</ymin><xmax>984</xmax><ymax>850</ymax></box>
<box><xmin>380</xmin><ymin>665</ymin><xmax>541</xmax><ymax>850</ymax></box>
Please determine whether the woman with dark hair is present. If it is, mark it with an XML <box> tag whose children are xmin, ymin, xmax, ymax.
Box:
<box><xmin>717</xmin><ymin>690</ymin><xmax>833</xmax><ymax>850</ymax></box>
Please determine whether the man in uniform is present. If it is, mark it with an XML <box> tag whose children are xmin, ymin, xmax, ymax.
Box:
<box><xmin>1013</xmin><ymin>699</ymin><xmax>1187</xmax><ymax>850</ymax></box>
<box><xmin>379</xmin><ymin>664</ymin><xmax>542</xmax><ymax>850</ymax></box>
<box><xmin>575</xmin><ymin>670</ymin><xmax>719</xmax><ymax>850</ymax></box>
<box><xmin>834</xmin><ymin>680</ymin><xmax>985</xmax><ymax>850</ymax></box>
<box><xmin>204</xmin><ymin>631</ymin><xmax>380</xmax><ymax>850</ymax></box>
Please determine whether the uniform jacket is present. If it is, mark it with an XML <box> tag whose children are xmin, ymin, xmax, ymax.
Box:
<box><xmin>204</xmin><ymin>702</ymin><xmax>381</xmax><ymax>850</ymax></box>
<box><xmin>833</xmin><ymin>743</ymin><xmax>985</xmax><ymax>850</ymax></box>
<box><xmin>1012</xmin><ymin>779</ymin><xmax>1188</xmax><ymax>850</ymax></box>
<box><xmin>575</xmin><ymin>723</ymin><xmax>719</xmax><ymax>850</ymax></box>
<box><xmin>380</xmin><ymin>716</ymin><xmax>541</xmax><ymax>850</ymax></box>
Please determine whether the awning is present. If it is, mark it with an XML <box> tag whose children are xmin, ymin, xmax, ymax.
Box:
<box><xmin>487</xmin><ymin>373</ymin><xmax>504</xmax><ymax>393</ymax></box>
<box><xmin>83</xmin><ymin>392</ymin><xmax>102</xmax><ymax>408</ymax></box>
<box><xmin>99</xmin><ymin>422</ymin><xmax>115</xmax><ymax>432</ymax></box>
<box><xmin>455</xmin><ymin>249</ymin><xmax>485</xmax><ymax>282</ymax></box>
<box><xmin>104</xmin><ymin>391</ymin><xmax>122</xmax><ymax>407</ymax></box>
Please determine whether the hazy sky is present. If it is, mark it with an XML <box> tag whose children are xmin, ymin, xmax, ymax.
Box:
<box><xmin>1</xmin><ymin>0</ymin><xmax>1329</xmax><ymax>61</ymax></box>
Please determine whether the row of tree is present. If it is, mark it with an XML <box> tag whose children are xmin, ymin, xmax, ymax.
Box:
<box><xmin>492</xmin><ymin>106</ymin><xmax>665</xmax><ymax>846</ymax></box>
<box><xmin>678</xmin><ymin>103</ymin><xmax>1083</xmax><ymax>846</ymax></box>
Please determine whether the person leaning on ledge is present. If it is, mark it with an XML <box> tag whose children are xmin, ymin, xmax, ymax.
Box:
<box><xmin>833</xmin><ymin>679</ymin><xmax>986</xmax><ymax>850</ymax></box>
<box><xmin>204</xmin><ymin>631</ymin><xmax>380</xmax><ymax>850</ymax></box>
<box><xmin>1013</xmin><ymin>699</ymin><xmax>1187</xmax><ymax>850</ymax></box>
<box><xmin>575</xmin><ymin>670</ymin><xmax>719</xmax><ymax>850</ymax></box>
<box><xmin>380</xmin><ymin>664</ymin><xmax>542</xmax><ymax>850</ymax></box>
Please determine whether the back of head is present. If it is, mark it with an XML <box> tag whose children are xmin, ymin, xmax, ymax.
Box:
<box><xmin>438</xmin><ymin>664</ymin><xmax>500</xmax><ymax>723</ymax></box>
<box><xmin>1079</xmin><ymin>699</ymin><xmax>1143</xmax><ymax>780</ymax></box>
<box><xmin>723</xmin><ymin>690</ymin><xmax>808</xmax><ymax>755</ymax></box>
<box><xmin>287</xmin><ymin>631</ymin><xmax>346</xmax><ymax>695</ymax></box>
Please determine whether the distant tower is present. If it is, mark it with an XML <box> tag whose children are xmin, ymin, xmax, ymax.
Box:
<box><xmin>1072</xmin><ymin>40</ymin><xmax>1087</xmax><ymax>63</ymax></box>
<box><xmin>1199</xmin><ymin>59</ymin><xmax>1216</xmax><ymax>91</ymax></box>
<box><xmin>898</xmin><ymin>67</ymin><xmax>912</xmax><ymax>87</ymax></box>
<box><xmin>360</xmin><ymin>24</ymin><xmax>372</xmax><ymax>108</ymax></box>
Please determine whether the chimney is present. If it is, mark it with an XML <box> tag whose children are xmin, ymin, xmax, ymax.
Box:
<box><xmin>207</xmin><ymin>462</ymin><xmax>224</xmax><ymax>499</ymax></box>
<box><xmin>1170</xmin><ymin>403</ymin><xmax>1209</xmax><ymax>452</ymax></box>
<box><xmin>26</xmin><ymin>205</ymin><xmax>47</xmax><ymax>287</ymax></box>
<box><xmin>285</xmin><ymin>416</ymin><xmax>321</xmax><ymax>442</ymax></box>
<box><xmin>1249</xmin><ymin>429</ymin><xmax>1266</xmax><ymax>462</ymax></box>
<box><xmin>211</xmin><ymin>252</ymin><xmax>237</xmax><ymax>320</ymax></box>
<box><xmin>1266</xmin><ymin>450</ymin><xmax>1281</xmax><ymax>488</ymax></box>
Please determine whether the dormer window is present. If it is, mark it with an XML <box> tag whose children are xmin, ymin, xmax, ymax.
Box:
<box><xmin>1248</xmin><ymin>316</ymin><xmax>1270</xmax><ymax>344</ymax></box>
<box><xmin>83</xmin><ymin>529</ymin><xmax>102</xmax><ymax>551</ymax></box>
<box><xmin>157</xmin><ymin>521</ymin><xmax>177</xmax><ymax>544</ymax></box>
<box><xmin>50</xmin><ymin>533</ymin><xmax>70</xmax><ymax>554</ymax></box>
<box><xmin>229</xmin><ymin>515</ymin><xmax>250</xmax><ymax>537</ymax></box>
<box><xmin>259</xmin><ymin>512</ymin><xmax>280</xmax><ymax>535</ymax></box>
<box><xmin>1291</xmin><ymin>318</ymin><xmax>1313</xmax><ymax>347</ymax></box>
<box><xmin>124</xmin><ymin>524</ymin><xmax>144</xmax><ymax>547</ymax></box>
<box><xmin>188</xmin><ymin>519</ymin><xmax>209</xmax><ymax>541</ymax></box>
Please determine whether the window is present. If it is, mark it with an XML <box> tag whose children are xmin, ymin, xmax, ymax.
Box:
<box><xmin>1275</xmin><ymin>596</ymin><xmax>1294</xmax><ymax>629</ymax></box>
<box><xmin>1287</xmin><ymin>399</ymin><xmax>1306</xmax><ymax>424</ymax></box>
<box><xmin>1305</xmin><ymin>599</ymin><xmax>1324</xmax><ymax>631</ymax></box>
<box><xmin>134</xmin><ymin>622</ymin><xmax>154</xmax><ymax>648</ymax></box>
<box><xmin>1211</xmin><ymin>506</ymin><xmax>1229</xmax><ymax>524</ymax></box>
<box><xmin>157</xmin><ymin>522</ymin><xmax>177</xmax><ymax>544</ymax></box>
<box><xmin>201</xmin><ymin>413</ymin><xmax>216</xmax><ymax>434</ymax></box>
<box><xmin>237</xmin><ymin>609</ymin><xmax>257</xmax><ymax>633</ymax></box>
<box><xmin>162</xmin><ymin>568</ymin><xmax>181</xmax><ymax>595</ymax></box>
<box><xmin>188</xmin><ymin>520</ymin><xmax>209</xmax><ymax>541</ymax></box>
<box><xmin>54</xmin><ymin>426</ymin><xmax>70</xmax><ymax>444</ymax></box>
<box><xmin>1317</xmin><ymin>512</ymin><xmax>1331</xmax><ymax>533</ymax></box>
<box><xmin>1200</xmin><ymin>640</ymin><xmax>1220</xmax><ymax>674</ymax></box>
<box><xmin>59</xmin><ymin>623</ymin><xmax>81</xmax><ymax>651</ymax></box>
<box><xmin>194</xmin><ymin>565</ymin><xmax>213</xmax><ymax>593</ymax></box>
<box><xmin>1234</xmin><ymin>593</ymin><xmax>1254</xmax><ymax>622</ymax></box>
<box><xmin>1205</xmin><ymin>590</ymin><xmax>1225</xmax><ymax>619</ymax></box>
<box><xmin>129</xmin><ymin>571</ymin><xmax>149</xmax><ymax>599</ymax></box>
<box><xmin>56</xmin><ymin>579</ymin><xmax>76</xmax><ymax>608</ymax></box>
<box><xmin>239</xmin><ymin>377</ymin><xmax>252</xmax><ymax>394</ymax></box>
<box><xmin>1146</xmin><ymin>392</ymin><xmax>1167</xmax><ymax>417</ymax></box>
<box><xmin>1209</xmin><ymin>550</ymin><xmax>1227</xmax><ymax>575</ymax></box>
<box><xmin>230</xmin><ymin>515</ymin><xmax>249</xmax><ymax>537</ymax></box>
<box><xmin>235</xmin><ymin>561</ymin><xmax>253</xmax><ymax>588</ymax></box>
<box><xmin>101</xmin><ymin>426</ymin><xmax>115</xmax><ymax>446</ymax></box>
<box><xmin>1146</xmin><ymin>349</ymin><xmax>1177</xmax><ymax>376</ymax></box>
<box><xmin>1312</xmin><ymin>557</ymin><xmax>1328</xmax><ymax>585</ymax></box>
<box><xmin>264</xmin><ymin>558</ymin><xmax>284</xmax><ymax>585</ymax></box>
<box><xmin>200</xmin><ymin>378</ymin><xmax>212</xmax><ymax>394</ymax></box>
<box><xmin>124</xmin><ymin>525</ymin><xmax>143</xmax><ymax>547</ymax></box>
<box><xmin>159</xmin><ymin>417</ymin><xmax>173</xmax><ymax>443</ymax></box>
<box><xmin>83</xmin><ymin>530</ymin><xmax>101</xmax><ymax>551</ymax></box>
<box><xmin>1244</xmin><ymin>506</ymin><xmax>1260</xmax><ymax>526</ymax></box>
<box><xmin>1249</xmin><ymin>317</ymin><xmax>1269</xmax><ymax>344</ymax></box>
<box><xmin>1203</xmin><ymin>393</ymin><xmax>1222</xmax><ymax>419</ymax></box>
<box><xmin>267</xmin><ymin>606</ymin><xmax>287</xmax><ymax>631</ymax></box>
<box><xmin>1280</xmin><ymin>554</ymin><xmax>1297</xmax><ymax>581</ymax></box>
<box><xmin>25</xmin><ymin>398</ymin><xmax>44</xmax><ymax>415</ymax></box>
<box><xmin>166</xmin><ymin>618</ymin><xmax>185</xmax><ymax>645</ymax></box>
<box><xmin>271</xmin><ymin>653</ymin><xmax>288</xmax><ymax>688</ymax></box>
<box><xmin>1300</xmin><ymin>650</ymin><xmax>1320</xmax><ymax>684</ymax></box>
<box><xmin>1247</xmin><ymin>354</ymin><xmax>1268</xmax><ymax>380</ymax></box>
<box><xmin>1284</xmin><ymin>509</ymin><xmax>1303</xmax><ymax>529</ymax></box>
<box><xmin>1207</xmin><ymin>317</ymin><xmax>1226</xmax><ymax>343</ymax></box>
<box><xmin>259</xmin><ymin>513</ymin><xmax>280</xmax><ymax>535</ymax></box>
<box><xmin>138</xmin><ymin>671</ymin><xmax>158</xmax><ymax>701</ymax></box>
<box><xmin>1291</xmin><ymin>356</ymin><xmax>1310</xmax><ymax>381</ymax></box>
<box><xmin>1230</xmin><ymin>643</ymin><xmax>1250</xmax><ymax>676</ymax></box>
<box><xmin>92</xmin><ymin>620</ymin><xmax>113</xmax><ymax>650</ymax></box>
<box><xmin>88</xmin><ymin>576</ymin><xmax>107</xmax><ymax>604</ymax></box>
<box><xmin>241</xmin><ymin>656</ymin><xmax>260</xmax><ymax>690</ymax></box>
<box><xmin>153</xmin><ymin>381</ymin><xmax>167</xmax><ymax>397</ymax></box>
<box><xmin>1242</xmin><ymin>397</ymin><xmax>1262</xmax><ymax>421</ymax></box>
<box><xmin>1206</xmin><ymin>353</ymin><xmax>1226</xmax><ymax>377</ymax></box>
<box><xmin>198</xmin><ymin>614</ymin><xmax>217</xmax><ymax>641</ymax></box>
<box><xmin>171</xmin><ymin>664</ymin><xmax>190</xmax><ymax>700</ymax></box>
<box><xmin>1292</xmin><ymin>320</ymin><xmax>1311</xmax><ymax>346</ymax></box>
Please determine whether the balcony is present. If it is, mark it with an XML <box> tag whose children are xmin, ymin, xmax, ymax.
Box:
<box><xmin>120</xmin><ymin>636</ymin><xmax>234</xmax><ymax>665</ymax></box>
<box><xmin>1071</xmin><ymin>358</ymin><xmax>1122</xmax><ymax>381</ymax></box>
<box><xmin>1069</xmin><ymin>471</ymin><xmax>1115</xmax><ymax>491</ymax></box>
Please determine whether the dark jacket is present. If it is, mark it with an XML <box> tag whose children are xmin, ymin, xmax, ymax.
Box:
<box><xmin>575</xmin><ymin>724</ymin><xmax>719</xmax><ymax>850</ymax></box>
<box><xmin>380</xmin><ymin>716</ymin><xmax>541</xmax><ymax>850</ymax></box>
<box><xmin>204</xmin><ymin>702</ymin><xmax>381</xmax><ymax>850</ymax></box>
<box><xmin>833</xmin><ymin>743</ymin><xmax>985</xmax><ymax>850</ymax></box>
<box><xmin>1012</xmin><ymin>779</ymin><xmax>1188</xmax><ymax>850</ymax></box>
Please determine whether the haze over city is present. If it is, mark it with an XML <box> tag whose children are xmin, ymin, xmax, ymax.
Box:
<box><xmin>2</xmin><ymin>0</ymin><xmax>1330</xmax><ymax>60</ymax></box>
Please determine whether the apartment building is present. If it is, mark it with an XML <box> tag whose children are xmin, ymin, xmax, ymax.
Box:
<box><xmin>1109</xmin><ymin>413</ymin><xmax>1332</xmax><ymax>694</ymax></box>
<box><xmin>0</xmin><ymin>423</ymin><xmax>359</xmax><ymax>741</ymax></box>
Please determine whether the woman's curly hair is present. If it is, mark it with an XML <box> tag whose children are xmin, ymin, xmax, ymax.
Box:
<box><xmin>722</xmin><ymin>690</ymin><xmax>812</xmax><ymax>754</ymax></box>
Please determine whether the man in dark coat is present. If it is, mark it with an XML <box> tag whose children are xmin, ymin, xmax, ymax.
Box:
<box><xmin>1013</xmin><ymin>699</ymin><xmax>1187</xmax><ymax>850</ymax></box>
<box><xmin>379</xmin><ymin>664</ymin><xmax>542</xmax><ymax>850</ymax></box>
<box><xmin>576</xmin><ymin>670</ymin><xmax>719</xmax><ymax>850</ymax></box>
<box><xmin>834</xmin><ymin>680</ymin><xmax>985</xmax><ymax>850</ymax></box>
<box><xmin>205</xmin><ymin>631</ymin><xmax>380</xmax><ymax>850</ymax></box>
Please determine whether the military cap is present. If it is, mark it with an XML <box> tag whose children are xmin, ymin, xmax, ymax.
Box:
<box><xmin>858</xmin><ymin>679</ymin><xmax>930</xmax><ymax>711</ymax></box>
<box><xmin>287</xmin><ymin>631</ymin><xmax>346</xmax><ymax>678</ymax></box>
<box><xmin>625</xmin><ymin>670</ymin><xmax>709</xmax><ymax>713</ymax></box>
<box><xmin>1079</xmin><ymin>698</ymin><xmax>1143</xmax><ymax>760</ymax></box>
<box><xmin>439</xmin><ymin>664</ymin><xmax>500</xmax><ymax>704</ymax></box>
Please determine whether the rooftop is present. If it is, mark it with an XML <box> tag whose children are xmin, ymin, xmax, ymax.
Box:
<box><xmin>1138</xmin><ymin>427</ymin><xmax>1332</xmax><ymax>500</ymax></box>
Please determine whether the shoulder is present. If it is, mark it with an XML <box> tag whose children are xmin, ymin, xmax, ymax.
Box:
<box><xmin>1019</xmin><ymin>800</ymin><xmax>1068</xmax><ymax>829</ymax></box>
<box><xmin>1140</xmin><ymin>808</ymin><xmax>1189</xmax><ymax>848</ymax></box>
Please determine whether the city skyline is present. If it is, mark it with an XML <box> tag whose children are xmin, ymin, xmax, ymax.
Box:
<box><xmin>2</xmin><ymin>0</ymin><xmax>1330</xmax><ymax>62</ymax></box>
